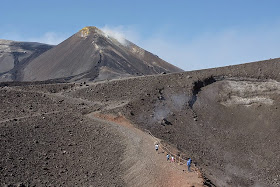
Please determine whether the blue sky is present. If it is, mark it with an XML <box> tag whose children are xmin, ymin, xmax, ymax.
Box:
<box><xmin>1</xmin><ymin>0</ymin><xmax>280</xmax><ymax>70</ymax></box>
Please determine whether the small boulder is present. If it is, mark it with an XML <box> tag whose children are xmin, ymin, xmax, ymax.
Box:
<box><xmin>161</xmin><ymin>118</ymin><xmax>172</xmax><ymax>126</ymax></box>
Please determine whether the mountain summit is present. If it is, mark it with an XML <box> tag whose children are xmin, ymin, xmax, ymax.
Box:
<box><xmin>22</xmin><ymin>26</ymin><xmax>182</xmax><ymax>82</ymax></box>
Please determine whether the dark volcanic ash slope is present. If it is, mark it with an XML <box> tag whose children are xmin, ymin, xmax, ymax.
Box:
<box><xmin>68</xmin><ymin>59</ymin><xmax>280</xmax><ymax>186</ymax></box>
<box><xmin>0</xmin><ymin>82</ymin><xmax>204</xmax><ymax>187</ymax></box>
<box><xmin>0</xmin><ymin>84</ymin><xmax>126</xmax><ymax>186</ymax></box>
<box><xmin>0</xmin><ymin>58</ymin><xmax>279</xmax><ymax>186</ymax></box>
<box><xmin>23</xmin><ymin>26</ymin><xmax>182</xmax><ymax>82</ymax></box>
<box><xmin>0</xmin><ymin>39</ymin><xmax>53</xmax><ymax>82</ymax></box>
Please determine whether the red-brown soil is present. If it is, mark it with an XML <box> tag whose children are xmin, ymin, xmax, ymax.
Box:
<box><xmin>1</xmin><ymin>59</ymin><xmax>280</xmax><ymax>186</ymax></box>
<box><xmin>66</xmin><ymin>59</ymin><xmax>280</xmax><ymax>186</ymax></box>
<box><xmin>91</xmin><ymin>112</ymin><xmax>204</xmax><ymax>187</ymax></box>
<box><xmin>0</xmin><ymin>83</ymin><xmax>205</xmax><ymax>187</ymax></box>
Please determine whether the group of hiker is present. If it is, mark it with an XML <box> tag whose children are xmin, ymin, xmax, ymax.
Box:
<box><xmin>155</xmin><ymin>143</ymin><xmax>192</xmax><ymax>172</ymax></box>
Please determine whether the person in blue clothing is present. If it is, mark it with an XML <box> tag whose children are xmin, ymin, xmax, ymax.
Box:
<box><xmin>187</xmin><ymin>158</ymin><xmax>192</xmax><ymax>172</ymax></box>
<box><xmin>166</xmin><ymin>154</ymin><xmax>170</xmax><ymax>161</ymax></box>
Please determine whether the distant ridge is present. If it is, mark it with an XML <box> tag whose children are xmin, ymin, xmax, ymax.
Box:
<box><xmin>0</xmin><ymin>39</ymin><xmax>53</xmax><ymax>82</ymax></box>
<box><xmin>22</xmin><ymin>26</ymin><xmax>183</xmax><ymax>82</ymax></box>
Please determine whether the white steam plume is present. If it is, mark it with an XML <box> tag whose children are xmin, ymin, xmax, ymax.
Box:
<box><xmin>101</xmin><ymin>26</ymin><xmax>127</xmax><ymax>45</ymax></box>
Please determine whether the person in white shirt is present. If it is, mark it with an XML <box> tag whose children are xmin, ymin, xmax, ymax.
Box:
<box><xmin>155</xmin><ymin>144</ymin><xmax>159</xmax><ymax>153</ymax></box>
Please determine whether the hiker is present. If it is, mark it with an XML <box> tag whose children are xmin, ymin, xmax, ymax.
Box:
<box><xmin>171</xmin><ymin>156</ymin><xmax>174</xmax><ymax>162</ymax></box>
<box><xmin>166</xmin><ymin>154</ymin><xmax>170</xmax><ymax>161</ymax></box>
<box><xmin>187</xmin><ymin>158</ymin><xmax>192</xmax><ymax>172</ymax></box>
<box><xmin>155</xmin><ymin>144</ymin><xmax>159</xmax><ymax>152</ymax></box>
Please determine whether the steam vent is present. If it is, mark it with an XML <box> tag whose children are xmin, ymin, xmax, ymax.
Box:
<box><xmin>20</xmin><ymin>26</ymin><xmax>182</xmax><ymax>82</ymax></box>
<box><xmin>1</xmin><ymin>24</ymin><xmax>280</xmax><ymax>186</ymax></box>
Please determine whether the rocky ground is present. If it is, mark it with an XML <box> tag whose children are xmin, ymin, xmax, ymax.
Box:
<box><xmin>1</xmin><ymin>58</ymin><xmax>280</xmax><ymax>186</ymax></box>
<box><xmin>67</xmin><ymin>59</ymin><xmax>280</xmax><ymax>186</ymax></box>
<box><xmin>0</xmin><ymin>84</ymin><xmax>126</xmax><ymax>186</ymax></box>
<box><xmin>0</xmin><ymin>82</ymin><xmax>204</xmax><ymax>187</ymax></box>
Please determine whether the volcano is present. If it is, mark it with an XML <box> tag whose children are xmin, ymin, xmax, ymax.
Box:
<box><xmin>2</xmin><ymin>26</ymin><xmax>279</xmax><ymax>186</ymax></box>
<box><xmin>22</xmin><ymin>26</ymin><xmax>182</xmax><ymax>82</ymax></box>
<box><xmin>1</xmin><ymin>58</ymin><xmax>279</xmax><ymax>186</ymax></box>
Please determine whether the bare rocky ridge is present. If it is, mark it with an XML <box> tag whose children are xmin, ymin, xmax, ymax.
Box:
<box><xmin>66</xmin><ymin>59</ymin><xmax>280</xmax><ymax>186</ymax></box>
<box><xmin>0</xmin><ymin>82</ymin><xmax>204</xmax><ymax>187</ymax></box>
<box><xmin>0</xmin><ymin>39</ymin><xmax>53</xmax><ymax>82</ymax></box>
<box><xmin>22</xmin><ymin>26</ymin><xmax>182</xmax><ymax>82</ymax></box>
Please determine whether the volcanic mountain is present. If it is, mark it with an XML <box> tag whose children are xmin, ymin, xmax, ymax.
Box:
<box><xmin>22</xmin><ymin>26</ymin><xmax>182</xmax><ymax>82</ymax></box>
<box><xmin>1</xmin><ymin>58</ymin><xmax>279</xmax><ymax>186</ymax></box>
<box><xmin>0</xmin><ymin>39</ymin><xmax>53</xmax><ymax>82</ymax></box>
<box><xmin>3</xmin><ymin>27</ymin><xmax>279</xmax><ymax>186</ymax></box>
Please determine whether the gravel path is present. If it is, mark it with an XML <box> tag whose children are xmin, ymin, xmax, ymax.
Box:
<box><xmin>88</xmin><ymin>113</ymin><xmax>204</xmax><ymax>187</ymax></box>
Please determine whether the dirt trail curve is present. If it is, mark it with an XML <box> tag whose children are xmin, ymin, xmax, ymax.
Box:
<box><xmin>3</xmin><ymin>85</ymin><xmax>205</xmax><ymax>186</ymax></box>
<box><xmin>87</xmin><ymin>113</ymin><xmax>204</xmax><ymax>187</ymax></box>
